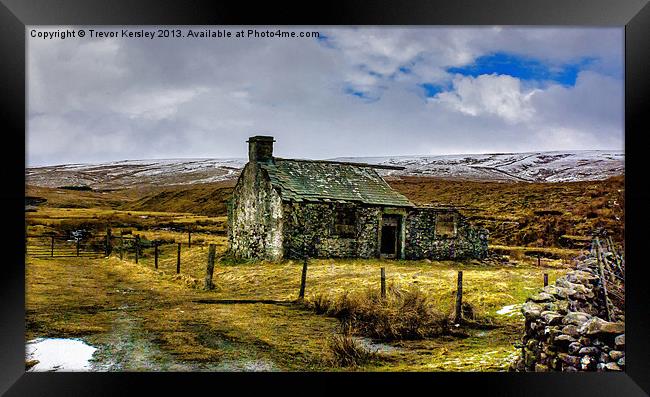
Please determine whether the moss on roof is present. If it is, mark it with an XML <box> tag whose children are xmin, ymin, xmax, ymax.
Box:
<box><xmin>260</xmin><ymin>158</ymin><xmax>414</xmax><ymax>207</ymax></box>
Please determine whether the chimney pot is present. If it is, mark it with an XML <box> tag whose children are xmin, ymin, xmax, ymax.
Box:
<box><xmin>247</xmin><ymin>135</ymin><xmax>275</xmax><ymax>163</ymax></box>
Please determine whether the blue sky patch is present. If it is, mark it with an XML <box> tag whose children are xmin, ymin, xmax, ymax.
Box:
<box><xmin>447</xmin><ymin>52</ymin><xmax>595</xmax><ymax>86</ymax></box>
<box><xmin>315</xmin><ymin>34</ymin><xmax>335</xmax><ymax>48</ymax></box>
<box><xmin>419</xmin><ymin>83</ymin><xmax>446</xmax><ymax>97</ymax></box>
<box><xmin>343</xmin><ymin>86</ymin><xmax>380</xmax><ymax>102</ymax></box>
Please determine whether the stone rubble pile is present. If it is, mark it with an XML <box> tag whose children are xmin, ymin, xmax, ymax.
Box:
<box><xmin>511</xmin><ymin>254</ymin><xmax>625</xmax><ymax>372</ymax></box>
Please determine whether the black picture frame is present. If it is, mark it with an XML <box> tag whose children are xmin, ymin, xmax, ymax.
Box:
<box><xmin>1</xmin><ymin>0</ymin><xmax>648</xmax><ymax>395</ymax></box>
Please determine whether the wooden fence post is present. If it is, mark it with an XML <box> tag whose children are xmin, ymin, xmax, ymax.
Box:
<box><xmin>544</xmin><ymin>273</ymin><xmax>549</xmax><ymax>287</ymax></box>
<box><xmin>595</xmin><ymin>238</ymin><xmax>612</xmax><ymax>322</ymax></box>
<box><xmin>537</xmin><ymin>256</ymin><xmax>541</xmax><ymax>267</ymax></box>
<box><xmin>135</xmin><ymin>236</ymin><xmax>140</xmax><ymax>264</ymax></box>
<box><xmin>176</xmin><ymin>243</ymin><xmax>181</xmax><ymax>274</ymax></box>
<box><xmin>105</xmin><ymin>227</ymin><xmax>112</xmax><ymax>257</ymax></box>
<box><xmin>50</xmin><ymin>236</ymin><xmax>54</xmax><ymax>257</ymax></box>
<box><xmin>607</xmin><ymin>236</ymin><xmax>623</xmax><ymax>275</ymax></box>
<box><xmin>381</xmin><ymin>267</ymin><xmax>386</xmax><ymax>299</ymax></box>
<box><xmin>188</xmin><ymin>230</ymin><xmax>192</xmax><ymax>248</ymax></box>
<box><xmin>204</xmin><ymin>244</ymin><xmax>216</xmax><ymax>290</ymax></box>
<box><xmin>454</xmin><ymin>270</ymin><xmax>463</xmax><ymax>324</ymax></box>
<box><xmin>298</xmin><ymin>255</ymin><xmax>308</xmax><ymax>299</ymax></box>
<box><xmin>154</xmin><ymin>242</ymin><xmax>159</xmax><ymax>270</ymax></box>
<box><xmin>120</xmin><ymin>232</ymin><xmax>124</xmax><ymax>260</ymax></box>
<box><xmin>76</xmin><ymin>238</ymin><xmax>80</xmax><ymax>257</ymax></box>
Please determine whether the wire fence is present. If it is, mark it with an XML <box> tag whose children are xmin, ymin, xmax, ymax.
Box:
<box><xmin>588</xmin><ymin>234</ymin><xmax>625</xmax><ymax>321</ymax></box>
<box><xmin>25</xmin><ymin>234</ymin><xmax>107</xmax><ymax>258</ymax></box>
<box><xmin>25</xmin><ymin>228</ymin><xmax>211</xmax><ymax>277</ymax></box>
<box><xmin>26</xmin><ymin>227</ymin><xmax>625</xmax><ymax>317</ymax></box>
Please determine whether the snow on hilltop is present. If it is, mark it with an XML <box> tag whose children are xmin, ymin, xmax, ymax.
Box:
<box><xmin>333</xmin><ymin>150</ymin><xmax>624</xmax><ymax>183</ymax></box>
<box><xmin>25</xmin><ymin>158</ymin><xmax>248</xmax><ymax>189</ymax></box>
<box><xmin>26</xmin><ymin>150</ymin><xmax>623</xmax><ymax>189</ymax></box>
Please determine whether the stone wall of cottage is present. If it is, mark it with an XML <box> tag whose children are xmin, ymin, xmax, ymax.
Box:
<box><xmin>511</xmin><ymin>253</ymin><xmax>625</xmax><ymax>372</ymax></box>
<box><xmin>404</xmin><ymin>208</ymin><xmax>489</xmax><ymax>260</ymax></box>
<box><xmin>227</xmin><ymin>163</ymin><xmax>284</xmax><ymax>260</ymax></box>
<box><xmin>228</xmin><ymin>170</ymin><xmax>490</xmax><ymax>261</ymax></box>
<box><xmin>282</xmin><ymin>202</ymin><xmax>381</xmax><ymax>259</ymax></box>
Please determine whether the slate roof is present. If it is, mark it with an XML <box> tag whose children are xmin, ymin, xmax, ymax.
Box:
<box><xmin>260</xmin><ymin>158</ymin><xmax>414</xmax><ymax>207</ymax></box>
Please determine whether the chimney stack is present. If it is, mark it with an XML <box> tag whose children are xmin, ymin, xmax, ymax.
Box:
<box><xmin>247</xmin><ymin>136</ymin><xmax>275</xmax><ymax>163</ymax></box>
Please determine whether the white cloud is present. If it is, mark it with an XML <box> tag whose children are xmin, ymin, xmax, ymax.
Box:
<box><xmin>114</xmin><ymin>87</ymin><xmax>208</xmax><ymax>121</ymax></box>
<box><xmin>26</xmin><ymin>26</ymin><xmax>623</xmax><ymax>166</ymax></box>
<box><xmin>431</xmin><ymin>74</ymin><xmax>537</xmax><ymax>123</ymax></box>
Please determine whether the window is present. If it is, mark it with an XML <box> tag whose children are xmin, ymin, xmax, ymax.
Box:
<box><xmin>333</xmin><ymin>208</ymin><xmax>357</xmax><ymax>238</ymax></box>
<box><xmin>435</xmin><ymin>213</ymin><xmax>457</xmax><ymax>238</ymax></box>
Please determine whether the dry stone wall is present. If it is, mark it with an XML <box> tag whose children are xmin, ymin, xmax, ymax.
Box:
<box><xmin>511</xmin><ymin>253</ymin><xmax>625</xmax><ymax>372</ymax></box>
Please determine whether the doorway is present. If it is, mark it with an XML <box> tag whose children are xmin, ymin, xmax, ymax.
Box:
<box><xmin>380</xmin><ymin>215</ymin><xmax>401</xmax><ymax>259</ymax></box>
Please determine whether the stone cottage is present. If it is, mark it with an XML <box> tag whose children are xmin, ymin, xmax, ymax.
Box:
<box><xmin>227</xmin><ymin>136</ymin><xmax>488</xmax><ymax>261</ymax></box>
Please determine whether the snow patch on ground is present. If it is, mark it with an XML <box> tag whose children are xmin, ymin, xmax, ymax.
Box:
<box><xmin>26</xmin><ymin>338</ymin><xmax>97</xmax><ymax>372</ymax></box>
<box><xmin>496</xmin><ymin>304</ymin><xmax>523</xmax><ymax>317</ymax></box>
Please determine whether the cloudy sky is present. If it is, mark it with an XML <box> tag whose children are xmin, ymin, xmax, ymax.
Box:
<box><xmin>27</xmin><ymin>26</ymin><xmax>624</xmax><ymax>166</ymax></box>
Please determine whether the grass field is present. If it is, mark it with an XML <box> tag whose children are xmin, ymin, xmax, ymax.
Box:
<box><xmin>26</xmin><ymin>231</ymin><xmax>573</xmax><ymax>371</ymax></box>
<box><xmin>24</xmin><ymin>175</ymin><xmax>619</xmax><ymax>371</ymax></box>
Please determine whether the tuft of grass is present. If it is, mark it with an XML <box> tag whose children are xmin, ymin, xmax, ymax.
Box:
<box><xmin>327</xmin><ymin>332</ymin><xmax>379</xmax><ymax>368</ymax></box>
<box><xmin>306</xmin><ymin>286</ymin><xmax>450</xmax><ymax>341</ymax></box>
<box><xmin>310</xmin><ymin>294</ymin><xmax>334</xmax><ymax>315</ymax></box>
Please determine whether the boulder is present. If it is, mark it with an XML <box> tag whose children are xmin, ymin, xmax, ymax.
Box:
<box><xmin>511</xmin><ymin>357</ymin><xmax>525</xmax><ymax>372</ymax></box>
<box><xmin>543</xmin><ymin>345</ymin><xmax>557</xmax><ymax>356</ymax></box>
<box><xmin>541</xmin><ymin>311</ymin><xmax>564</xmax><ymax>325</ymax></box>
<box><xmin>558</xmin><ymin>353</ymin><xmax>581</xmax><ymax>367</ymax></box>
<box><xmin>568</xmin><ymin>342</ymin><xmax>582</xmax><ymax>355</ymax></box>
<box><xmin>553</xmin><ymin>300</ymin><xmax>570</xmax><ymax>314</ymax></box>
<box><xmin>580</xmin><ymin>355</ymin><xmax>596</xmax><ymax>371</ymax></box>
<box><xmin>615</xmin><ymin>334</ymin><xmax>625</xmax><ymax>349</ymax></box>
<box><xmin>555</xmin><ymin>278</ymin><xmax>589</xmax><ymax>294</ymax></box>
<box><xmin>562</xmin><ymin>311</ymin><xmax>592</xmax><ymax>326</ymax></box>
<box><xmin>529</xmin><ymin>292</ymin><xmax>556</xmax><ymax>303</ymax></box>
<box><xmin>567</xmin><ymin>270</ymin><xmax>599</xmax><ymax>283</ymax></box>
<box><xmin>609</xmin><ymin>350</ymin><xmax>624</xmax><ymax>361</ymax></box>
<box><xmin>617</xmin><ymin>356</ymin><xmax>625</xmax><ymax>367</ymax></box>
<box><xmin>535</xmin><ymin>363</ymin><xmax>549</xmax><ymax>372</ymax></box>
<box><xmin>522</xmin><ymin>301</ymin><xmax>543</xmax><ymax>319</ymax></box>
<box><xmin>551</xmin><ymin>357</ymin><xmax>562</xmax><ymax>370</ymax></box>
<box><xmin>526</xmin><ymin>339</ymin><xmax>538</xmax><ymax>350</ymax></box>
<box><xmin>524</xmin><ymin>349</ymin><xmax>537</xmax><ymax>367</ymax></box>
<box><xmin>578</xmin><ymin>346</ymin><xmax>600</xmax><ymax>356</ymax></box>
<box><xmin>543</xmin><ymin>325</ymin><xmax>562</xmax><ymax>338</ymax></box>
<box><xmin>599</xmin><ymin>352</ymin><xmax>610</xmax><ymax>363</ymax></box>
<box><xmin>539</xmin><ymin>300</ymin><xmax>569</xmax><ymax>314</ymax></box>
<box><xmin>578</xmin><ymin>317</ymin><xmax>625</xmax><ymax>335</ymax></box>
<box><xmin>554</xmin><ymin>334</ymin><xmax>576</xmax><ymax>346</ymax></box>
<box><xmin>543</xmin><ymin>285</ymin><xmax>569</xmax><ymax>299</ymax></box>
<box><xmin>561</xmin><ymin>324</ymin><xmax>580</xmax><ymax>337</ymax></box>
<box><xmin>605</xmin><ymin>362</ymin><xmax>622</xmax><ymax>371</ymax></box>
